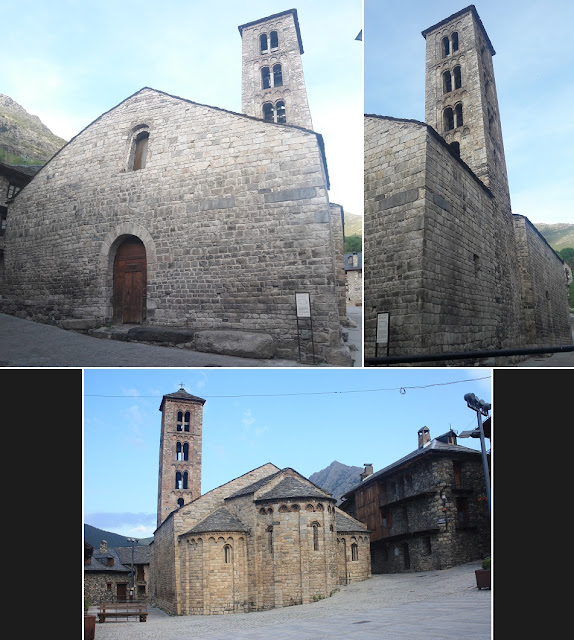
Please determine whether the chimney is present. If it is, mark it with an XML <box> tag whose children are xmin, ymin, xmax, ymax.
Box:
<box><xmin>100</xmin><ymin>540</ymin><xmax>108</xmax><ymax>554</ymax></box>
<box><xmin>360</xmin><ymin>463</ymin><xmax>373</xmax><ymax>480</ymax></box>
<box><xmin>418</xmin><ymin>427</ymin><xmax>431</xmax><ymax>449</ymax></box>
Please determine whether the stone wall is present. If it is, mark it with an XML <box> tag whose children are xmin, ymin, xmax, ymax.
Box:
<box><xmin>2</xmin><ymin>88</ymin><xmax>348</xmax><ymax>364</ymax></box>
<box><xmin>513</xmin><ymin>215</ymin><xmax>572</xmax><ymax>346</ymax></box>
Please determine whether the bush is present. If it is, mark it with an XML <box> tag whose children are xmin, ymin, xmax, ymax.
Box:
<box><xmin>482</xmin><ymin>557</ymin><xmax>491</xmax><ymax>570</ymax></box>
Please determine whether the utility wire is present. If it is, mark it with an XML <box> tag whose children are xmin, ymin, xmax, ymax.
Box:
<box><xmin>85</xmin><ymin>375</ymin><xmax>491</xmax><ymax>399</ymax></box>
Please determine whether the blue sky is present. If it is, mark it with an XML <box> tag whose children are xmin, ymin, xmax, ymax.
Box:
<box><xmin>2</xmin><ymin>0</ymin><xmax>363</xmax><ymax>214</ymax></box>
<box><xmin>83</xmin><ymin>368</ymin><xmax>492</xmax><ymax>538</ymax></box>
<box><xmin>364</xmin><ymin>0</ymin><xmax>574</xmax><ymax>225</ymax></box>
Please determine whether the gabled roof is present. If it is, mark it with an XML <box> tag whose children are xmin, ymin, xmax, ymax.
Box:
<box><xmin>114</xmin><ymin>545</ymin><xmax>150</xmax><ymax>565</ymax></box>
<box><xmin>184</xmin><ymin>507</ymin><xmax>249</xmax><ymax>535</ymax></box>
<box><xmin>342</xmin><ymin>439</ymin><xmax>483</xmax><ymax>499</ymax></box>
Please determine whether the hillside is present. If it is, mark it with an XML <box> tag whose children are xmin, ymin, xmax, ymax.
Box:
<box><xmin>533</xmin><ymin>222</ymin><xmax>574</xmax><ymax>252</ymax></box>
<box><xmin>344</xmin><ymin>212</ymin><xmax>362</xmax><ymax>237</ymax></box>
<box><xmin>84</xmin><ymin>523</ymin><xmax>153</xmax><ymax>549</ymax></box>
<box><xmin>308</xmin><ymin>460</ymin><xmax>363</xmax><ymax>504</ymax></box>
<box><xmin>0</xmin><ymin>93</ymin><xmax>67</xmax><ymax>165</ymax></box>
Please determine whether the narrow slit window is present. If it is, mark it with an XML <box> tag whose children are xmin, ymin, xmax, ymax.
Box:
<box><xmin>312</xmin><ymin>523</ymin><xmax>319</xmax><ymax>551</ymax></box>
<box><xmin>261</xmin><ymin>66</ymin><xmax>271</xmax><ymax>89</ymax></box>
<box><xmin>443</xmin><ymin>70</ymin><xmax>452</xmax><ymax>93</ymax></box>
<box><xmin>132</xmin><ymin>131</ymin><xmax>149</xmax><ymax>171</ymax></box>
<box><xmin>453</xmin><ymin>66</ymin><xmax>462</xmax><ymax>89</ymax></box>
<box><xmin>273</xmin><ymin>64</ymin><xmax>283</xmax><ymax>87</ymax></box>
<box><xmin>177</xmin><ymin>411</ymin><xmax>183</xmax><ymax>431</ymax></box>
<box><xmin>259</xmin><ymin>33</ymin><xmax>268</xmax><ymax>53</ymax></box>
<box><xmin>351</xmin><ymin>543</ymin><xmax>359</xmax><ymax>561</ymax></box>
<box><xmin>183</xmin><ymin>442</ymin><xmax>189</xmax><ymax>461</ymax></box>
<box><xmin>444</xmin><ymin>107</ymin><xmax>454</xmax><ymax>131</ymax></box>
<box><xmin>276</xmin><ymin>100</ymin><xmax>286</xmax><ymax>123</ymax></box>
<box><xmin>442</xmin><ymin>36</ymin><xmax>450</xmax><ymax>57</ymax></box>
<box><xmin>455</xmin><ymin>103</ymin><xmax>463</xmax><ymax>127</ymax></box>
<box><xmin>183</xmin><ymin>411</ymin><xmax>190</xmax><ymax>432</ymax></box>
<box><xmin>224</xmin><ymin>545</ymin><xmax>232</xmax><ymax>563</ymax></box>
<box><xmin>270</xmin><ymin>30</ymin><xmax>278</xmax><ymax>50</ymax></box>
<box><xmin>452</xmin><ymin>32</ymin><xmax>459</xmax><ymax>51</ymax></box>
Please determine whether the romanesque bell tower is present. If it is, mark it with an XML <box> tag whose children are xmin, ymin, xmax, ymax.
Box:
<box><xmin>422</xmin><ymin>5</ymin><xmax>511</xmax><ymax>210</ymax></box>
<box><xmin>238</xmin><ymin>8</ymin><xmax>314</xmax><ymax>130</ymax></box>
<box><xmin>157</xmin><ymin>388</ymin><xmax>206</xmax><ymax>528</ymax></box>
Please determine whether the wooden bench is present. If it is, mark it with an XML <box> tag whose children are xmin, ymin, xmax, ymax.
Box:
<box><xmin>97</xmin><ymin>602</ymin><xmax>148</xmax><ymax>623</ymax></box>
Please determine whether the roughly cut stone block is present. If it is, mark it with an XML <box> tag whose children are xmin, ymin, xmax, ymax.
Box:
<box><xmin>195</xmin><ymin>330</ymin><xmax>276</xmax><ymax>359</ymax></box>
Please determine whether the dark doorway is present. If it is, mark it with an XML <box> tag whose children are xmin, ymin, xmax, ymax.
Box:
<box><xmin>116</xmin><ymin>583</ymin><xmax>127</xmax><ymax>601</ymax></box>
<box><xmin>113</xmin><ymin>237</ymin><xmax>147</xmax><ymax>324</ymax></box>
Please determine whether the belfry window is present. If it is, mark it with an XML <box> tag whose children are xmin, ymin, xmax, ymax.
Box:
<box><xmin>444</xmin><ymin>70</ymin><xmax>452</xmax><ymax>93</ymax></box>
<box><xmin>177</xmin><ymin>411</ymin><xmax>183</xmax><ymax>431</ymax></box>
<box><xmin>261</xmin><ymin>66</ymin><xmax>271</xmax><ymax>89</ymax></box>
<box><xmin>176</xmin><ymin>442</ymin><xmax>189</xmax><ymax>461</ymax></box>
<box><xmin>442</xmin><ymin>36</ymin><xmax>450</xmax><ymax>57</ymax></box>
<box><xmin>276</xmin><ymin>100</ymin><xmax>286</xmax><ymax>123</ymax></box>
<box><xmin>175</xmin><ymin>471</ymin><xmax>188</xmax><ymax>490</ymax></box>
<box><xmin>444</xmin><ymin>107</ymin><xmax>454</xmax><ymax>131</ymax></box>
<box><xmin>262</xmin><ymin>101</ymin><xmax>286</xmax><ymax>124</ymax></box>
<box><xmin>177</xmin><ymin>498</ymin><xmax>184</xmax><ymax>508</ymax></box>
<box><xmin>183</xmin><ymin>411</ymin><xmax>190</xmax><ymax>432</ymax></box>
<box><xmin>273</xmin><ymin>64</ymin><xmax>283</xmax><ymax>87</ymax></box>
<box><xmin>452</xmin><ymin>32</ymin><xmax>459</xmax><ymax>51</ymax></box>
<box><xmin>270</xmin><ymin>31</ymin><xmax>278</xmax><ymax>50</ymax></box>
<box><xmin>260</xmin><ymin>33</ymin><xmax>268</xmax><ymax>53</ymax></box>
<box><xmin>455</xmin><ymin>103</ymin><xmax>464</xmax><ymax>127</ymax></box>
<box><xmin>453</xmin><ymin>66</ymin><xmax>462</xmax><ymax>89</ymax></box>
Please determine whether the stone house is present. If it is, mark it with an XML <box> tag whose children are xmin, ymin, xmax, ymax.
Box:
<box><xmin>340</xmin><ymin>427</ymin><xmax>490</xmax><ymax>574</ymax></box>
<box><xmin>1</xmin><ymin>9</ymin><xmax>351</xmax><ymax>365</ymax></box>
<box><xmin>84</xmin><ymin>540</ymin><xmax>150</xmax><ymax>603</ymax></box>
<box><xmin>364</xmin><ymin>5</ymin><xmax>571</xmax><ymax>363</ymax></box>
<box><xmin>344</xmin><ymin>251</ymin><xmax>362</xmax><ymax>305</ymax></box>
<box><xmin>150</xmin><ymin>387</ymin><xmax>371</xmax><ymax>616</ymax></box>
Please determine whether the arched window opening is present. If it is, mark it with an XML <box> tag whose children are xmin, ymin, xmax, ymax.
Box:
<box><xmin>442</xmin><ymin>36</ymin><xmax>450</xmax><ymax>57</ymax></box>
<box><xmin>177</xmin><ymin>411</ymin><xmax>183</xmax><ymax>431</ymax></box>
<box><xmin>312</xmin><ymin>523</ymin><xmax>319</xmax><ymax>551</ymax></box>
<box><xmin>270</xmin><ymin>31</ymin><xmax>278</xmax><ymax>50</ymax></box>
<box><xmin>183</xmin><ymin>442</ymin><xmax>189</xmax><ymax>461</ymax></box>
<box><xmin>273</xmin><ymin>64</ymin><xmax>283</xmax><ymax>87</ymax></box>
<box><xmin>452</xmin><ymin>32</ymin><xmax>459</xmax><ymax>51</ymax></box>
<box><xmin>444</xmin><ymin>107</ymin><xmax>454</xmax><ymax>131</ymax></box>
<box><xmin>453</xmin><ymin>66</ymin><xmax>462</xmax><ymax>90</ymax></box>
<box><xmin>177</xmin><ymin>498</ymin><xmax>184</xmax><ymax>508</ymax></box>
<box><xmin>261</xmin><ymin>66</ymin><xmax>271</xmax><ymax>89</ymax></box>
<box><xmin>176</xmin><ymin>471</ymin><xmax>183</xmax><ymax>489</ymax></box>
<box><xmin>351</xmin><ymin>543</ymin><xmax>359</xmax><ymax>561</ymax></box>
<box><xmin>224</xmin><ymin>544</ymin><xmax>232</xmax><ymax>563</ymax></box>
<box><xmin>182</xmin><ymin>471</ymin><xmax>188</xmax><ymax>489</ymax></box>
<box><xmin>131</xmin><ymin>131</ymin><xmax>149</xmax><ymax>171</ymax></box>
<box><xmin>263</xmin><ymin>102</ymin><xmax>274</xmax><ymax>121</ymax></box>
<box><xmin>442</xmin><ymin>70</ymin><xmax>452</xmax><ymax>93</ymax></box>
<box><xmin>176</xmin><ymin>442</ymin><xmax>183</xmax><ymax>461</ymax></box>
<box><xmin>260</xmin><ymin>33</ymin><xmax>268</xmax><ymax>53</ymax></box>
<box><xmin>267</xmin><ymin>525</ymin><xmax>273</xmax><ymax>553</ymax></box>
<box><xmin>184</xmin><ymin>411</ymin><xmax>190</xmax><ymax>432</ymax></box>
<box><xmin>450</xmin><ymin>141</ymin><xmax>460</xmax><ymax>158</ymax></box>
<box><xmin>276</xmin><ymin>100</ymin><xmax>286</xmax><ymax>123</ymax></box>
<box><xmin>455</xmin><ymin>103</ymin><xmax>463</xmax><ymax>127</ymax></box>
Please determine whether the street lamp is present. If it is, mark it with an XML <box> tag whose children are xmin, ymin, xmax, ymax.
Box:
<box><xmin>463</xmin><ymin>393</ymin><xmax>491</xmax><ymax>515</ymax></box>
<box><xmin>126</xmin><ymin>538</ymin><xmax>138</xmax><ymax>600</ymax></box>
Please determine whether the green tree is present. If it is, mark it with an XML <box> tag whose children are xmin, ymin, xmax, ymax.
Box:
<box><xmin>558</xmin><ymin>247</ymin><xmax>574</xmax><ymax>270</ymax></box>
<box><xmin>344</xmin><ymin>234</ymin><xmax>362</xmax><ymax>253</ymax></box>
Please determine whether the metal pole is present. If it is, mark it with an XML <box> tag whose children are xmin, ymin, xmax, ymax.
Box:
<box><xmin>475</xmin><ymin>410</ymin><xmax>491</xmax><ymax>515</ymax></box>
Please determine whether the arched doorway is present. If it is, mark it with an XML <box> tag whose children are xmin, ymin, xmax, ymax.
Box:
<box><xmin>113</xmin><ymin>236</ymin><xmax>147</xmax><ymax>323</ymax></box>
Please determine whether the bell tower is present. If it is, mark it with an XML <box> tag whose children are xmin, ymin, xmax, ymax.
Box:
<box><xmin>422</xmin><ymin>5</ymin><xmax>511</xmax><ymax>210</ymax></box>
<box><xmin>238</xmin><ymin>8</ymin><xmax>313</xmax><ymax>130</ymax></box>
<box><xmin>157</xmin><ymin>388</ymin><xmax>206</xmax><ymax>528</ymax></box>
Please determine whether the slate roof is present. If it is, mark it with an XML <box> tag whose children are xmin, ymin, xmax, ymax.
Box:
<box><xmin>342</xmin><ymin>439</ymin><xmax>482</xmax><ymax>499</ymax></box>
<box><xmin>84</xmin><ymin>548</ymin><xmax>130</xmax><ymax>573</ymax></box>
<box><xmin>254</xmin><ymin>476</ymin><xmax>334</xmax><ymax>503</ymax></box>
<box><xmin>335</xmin><ymin>510</ymin><xmax>369</xmax><ymax>533</ymax></box>
<box><xmin>159</xmin><ymin>387</ymin><xmax>206</xmax><ymax>411</ymax></box>
<box><xmin>115</xmin><ymin>545</ymin><xmax>151</xmax><ymax>565</ymax></box>
<box><xmin>185</xmin><ymin>507</ymin><xmax>249</xmax><ymax>534</ymax></box>
<box><xmin>226</xmin><ymin>470</ymin><xmax>284</xmax><ymax>499</ymax></box>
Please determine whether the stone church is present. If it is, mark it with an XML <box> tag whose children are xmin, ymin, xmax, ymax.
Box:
<box><xmin>364</xmin><ymin>5</ymin><xmax>572</xmax><ymax>363</ymax></box>
<box><xmin>1</xmin><ymin>9</ymin><xmax>351</xmax><ymax>365</ymax></box>
<box><xmin>150</xmin><ymin>388</ymin><xmax>371</xmax><ymax>615</ymax></box>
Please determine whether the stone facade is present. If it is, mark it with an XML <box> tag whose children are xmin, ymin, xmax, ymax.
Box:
<box><xmin>2</xmin><ymin>12</ymin><xmax>351</xmax><ymax>366</ymax></box>
<box><xmin>364</xmin><ymin>6</ymin><xmax>571</xmax><ymax>362</ymax></box>
<box><xmin>344</xmin><ymin>252</ymin><xmax>362</xmax><ymax>305</ymax></box>
<box><xmin>340</xmin><ymin>429</ymin><xmax>490</xmax><ymax>574</ymax></box>
<box><xmin>150</xmin><ymin>389</ymin><xmax>370</xmax><ymax>616</ymax></box>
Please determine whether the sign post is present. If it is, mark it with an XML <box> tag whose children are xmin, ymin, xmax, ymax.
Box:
<box><xmin>376</xmin><ymin>312</ymin><xmax>390</xmax><ymax>358</ymax></box>
<box><xmin>295</xmin><ymin>292</ymin><xmax>315</xmax><ymax>364</ymax></box>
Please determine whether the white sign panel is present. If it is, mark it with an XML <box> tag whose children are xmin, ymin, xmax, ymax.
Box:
<box><xmin>376</xmin><ymin>312</ymin><xmax>389</xmax><ymax>344</ymax></box>
<box><xmin>295</xmin><ymin>292</ymin><xmax>311</xmax><ymax>318</ymax></box>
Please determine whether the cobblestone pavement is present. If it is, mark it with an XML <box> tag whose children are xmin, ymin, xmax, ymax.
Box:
<box><xmin>89</xmin><ymin>561</ymin><xmax>492</xmax><ymax>639</ymax></box>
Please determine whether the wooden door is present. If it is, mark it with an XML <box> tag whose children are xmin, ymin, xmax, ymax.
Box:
<box><xmin>116</xmin><ymin>583</ymin><xmax>127</xmax><ymax>602</ymax></box>
<box><xmin>113</xmin><ymin>237</ymin><xmax>146</xmax><ymax>323</ymax></box>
